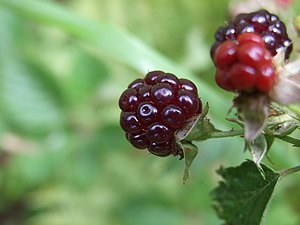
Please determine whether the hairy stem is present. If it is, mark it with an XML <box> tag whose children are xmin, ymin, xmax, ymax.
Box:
<box><xmin>276</xmin><ymin>136</ymin><xmax>300</xmax><ymax>147</ymax></box>
<box><xmin>279</xmin><ymin>165</ymin><xmax>300</xmax><ymax>178</ymax></box>
<box><xmin>209</xmin><ymin>129</ymin><xmax>244</xmax><ymax>139</ymax></box>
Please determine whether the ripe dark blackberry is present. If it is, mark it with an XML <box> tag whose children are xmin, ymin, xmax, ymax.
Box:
<box><xmin>211</xmin><ymin>9</ymin><xmax>293</xmax><ymax>60</ymax></box>
<box><xmin>119</xmin><ymin>71</ymin><xmax>202</xmax><ymax>158</ymax></box>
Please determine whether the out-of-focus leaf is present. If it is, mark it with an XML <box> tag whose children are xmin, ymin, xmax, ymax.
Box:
<box><xmin>0</xmin><ymin>62</ymin><xmax>65</xmax><ymax>134</ymax></box>
<box><xmin>212</xmin><ymin>160</ymin><xmax>280</xmax><ymax>225</ymax></box>
<box><xmin>118</xmin><ymin>205</ymin><xmax>183</xmax><ymax>225</ymax></box>
<box><xmin>0</xmin><ymin>8</ymin><xmax>65</xmax><ymax>134</ymax></box>
<box><xmin>0</xmin><ymin>0</ymin><xmax>233</xmax><ymax>125</ymax></box>
<box><xmin>0</xmin><ymin>0</ymin><xmax>184</xmax><ymax>74</ymax></box>
<box><xmin>67</xmin><ymin>51</ymin><xmax>110</xmax><ymax>102</ymax></box>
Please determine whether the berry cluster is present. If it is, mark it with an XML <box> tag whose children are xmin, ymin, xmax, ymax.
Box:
<box><xmin>119</xmin><ymin>71</ymin><xmax>202</xmax><ymax>157</ymax></box>
<box><xmin>211</xmin><ymin>9</ymin><xmax>292</xmax><ymax>60</ymax></box>
<box><xmin>213</xmin><ymin>33</ymin><xmax>275</xmax><ymax>92</ymax></box>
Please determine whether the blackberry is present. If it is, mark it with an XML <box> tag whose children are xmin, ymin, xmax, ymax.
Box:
<box><xmin>119</xmin><ymin>71</ymin><xmax>202</xmax><ymax>158</ymax></box>
<box><xmin>213</xmin><ymin>33</ymin><xmax>275</xmax><ymax>93</ymax></box>
<box><xmin>211</xmin><ymin>9</ymin><xmax>293</xmax><ymax>60</ymax></box>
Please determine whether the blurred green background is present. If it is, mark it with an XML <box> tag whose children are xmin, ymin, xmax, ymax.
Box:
<box><xmin>0</xmin><ymin>0</ymin><xmax>300</xmax><ymax>224</ymax></box>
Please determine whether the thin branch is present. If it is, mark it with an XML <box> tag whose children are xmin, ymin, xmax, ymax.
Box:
<box><xmin>209</xmin><ymin>129</ymin><xmax>244</xmax><ymax>139</ymax></box>
<box><xmin>276</xmin><ymin>135</ymin><xmax>300</xmax><ymax>147</ymax></box>
<box><xmin>279</xmin><ymin>165</ymin><xmax>300</xmax><ymax>178</ymax></box>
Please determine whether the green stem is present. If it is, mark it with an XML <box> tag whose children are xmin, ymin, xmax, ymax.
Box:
<box><xmin>209</xmin><ymin>129</ymin><xmax>244</xmax><ymax>139</ymax></box>
<box><xmin>279</xmin><ymin>165</ymin><xmax>300</xmax><ymax>178</ymax></box>
<box><xmin>276</xmin><ymin>135</ymin><xmax>300</xmax><ymax>147</ymax></box>
<box><xmin>286</xmin><ymin>105</ymin><xmax>300</xmax><ymax>120</ymax></box>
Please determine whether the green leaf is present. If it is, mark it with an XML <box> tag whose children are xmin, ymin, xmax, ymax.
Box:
<box><xmin>212</xmin><ymin>160</ymin><xmax>280</xmax><ymax>225</ymax></box>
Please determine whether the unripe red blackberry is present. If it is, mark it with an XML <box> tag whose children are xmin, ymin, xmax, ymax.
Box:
<box><xmin>213</xmin><ymin>33</ymin><xmax>276</xmax><ymax>93</ymax></box>
<box><xmin>211</xmin><ymin>9</ymin><xmax>293</xmax><ymax>60</ymax></box>
<box><xmin>119</xmin><ymin>71</ymin><xmax>202</xmax><ymax>158</ymax></box>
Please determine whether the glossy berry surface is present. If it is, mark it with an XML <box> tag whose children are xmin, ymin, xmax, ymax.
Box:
<box><xmin>211</xmin><ymin>9</ymin><xmax>292</xmax><ymax>60</ymax></box>
<box><xmin>213</xmin><ymin>33</ymin><xmax>275</xmax><ymax>93</ymax></box>
<box><xmin>119</xmin><ymin>71</ymin><xmax>202</xmax><ymax>158</ymax></box>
